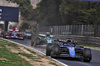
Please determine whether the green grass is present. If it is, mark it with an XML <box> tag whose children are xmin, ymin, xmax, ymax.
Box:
<box><xmin>19</xmin><ymin>53</ymin><xmax>42</xmax><ymax>62</ymax></box>
<box><xmin>49</xmin><ymin>62</ymin><xmax>58</xmax><ymax>66</ymax></box>
<box><xmin>77</xmin><ymin>44</ymin><xmax>100</xmax><ymax>50</ymax></box>
<box><xmin>24</xmin><ymin>48</ymin><xmax>36</xmax><ymax>54</ymax></box>
<box><xmin>0</xmin><ymin>39</ymin><xmax>62</xmax><ymax>66</ymax></box>
<box><xmin>32</xmin><ymin>59</ymin><xmax>42</xmax><ymax>62</ymax></box>
<box><xmin>19</xmin><ymin>53</ymin><xmax>37</xmax><ymax>59</ymax></box>
<box><xmin>0</xmin><ymin>39</ymin><xmax>32</xmax><ymax>66</ymax></box>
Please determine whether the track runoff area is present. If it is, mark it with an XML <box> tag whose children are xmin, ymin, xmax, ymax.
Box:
<box><xmin>1</xmin><ymin>38</ymin><xmax>68</xmax><ymax>66</ymax></box>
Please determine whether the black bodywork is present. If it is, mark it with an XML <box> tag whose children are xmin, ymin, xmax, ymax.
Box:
<box><xmin>3</xmin><ymin>30</ymin><xmax>24</xmax><ymax>40</ymax></box>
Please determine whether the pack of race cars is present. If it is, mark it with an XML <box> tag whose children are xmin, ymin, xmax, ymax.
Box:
<box><xmin>33</xmin><ymin>33</ymin><xmax>92</xmax><ymax>62</ymax></box>
<box><xmin>0</xmin><ymin>29</ymin><xmax>33</xmax><ymax>40</ymax></box>
<box><xmin>1</xmin><ymin>31</ymin><xmax>92</xmax><ymax>62</ymax></box>
<box><xmin>1</xmin><ymin>29</ymin><xmax>25</xmax><ymax>40</ymax></box>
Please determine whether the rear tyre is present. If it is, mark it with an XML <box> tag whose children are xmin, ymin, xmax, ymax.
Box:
<box><xmin>3</xmin><ymin>32</ymin><xmax>7</xmax><ymax>38</ymax></box>
<box><xmin>51</xmin><ymin>51</ymin><xmax>55</xmax><ymax>58</ymax></box>
<box><xmin>46</xmin><ymin>44</ymin><xmax>53</xmax><ymax>56</ymax></box>
<box><xmin>83</xmin><ymin>48</ymin><xmax>92</xmax><ymax>62</ymax></box>
<box><xmin>39</xmin><ymin>40</ymin><xmax>46</xmax><ymax>45</ymax></box>
<box><xmin>51</xmin><ymin>44</ymin><xmax>60</xmax><ymax>57</ymax></box>
<box><xmin>34</xmin><ymin>37</ymin><xmax>40</xmax><ymax>45</ymax></box>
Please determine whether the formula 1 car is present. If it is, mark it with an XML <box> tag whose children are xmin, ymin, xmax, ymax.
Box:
<box><xmin>33</xmin><ymin>34</ymin><xmax>54</xmax><ymax>45</ymax></box>
<box><xmin>11</xmin><ymin>30</ymin><xmax>24</xmax><ymax>40</ymax></box>
<box><xmin>3</xmin><ymin>29</ymin><xmax>24</xmax><ymax>40</ymax></box>
<box><xmin>50</xmin><ymin>39</ymin><xmax>92</xmax><ymax>62</ymax></box>
<box><xmin>33</xmin><ymin>34</ymin><xmax>54</xmax><ymax>56</ymax></box>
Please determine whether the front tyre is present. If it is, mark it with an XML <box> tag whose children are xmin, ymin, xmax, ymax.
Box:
<box><xmin>51</xmin><ymin>44</ymin><xmax>60</xmax><ymax>57</ymax></box>
<box><xmin>46</xmin><ymin>43</ymin><xmax>53</xmax><ymax>56</ymax></box>
<box><xmin>51</xmin><ymin>51</ymin><xmax>56</xmax><ymax>58</ymax></box>
<box><xmin>33</xmin><ymin>37</ymin><xmax>40</xmax><ymax>45</ymax></box>
<box><xmin>83</xmin><ymin>48</ymin><xmax>92</xmax><ymax>62</ymax></box>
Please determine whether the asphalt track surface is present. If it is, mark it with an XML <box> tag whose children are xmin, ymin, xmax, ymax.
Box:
<box><xmin>1</xmin><ymin>37</ymin><xmax>100</xmax><ymax>66</ymax></box>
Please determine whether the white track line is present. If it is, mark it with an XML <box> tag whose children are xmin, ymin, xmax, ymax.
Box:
<box><xmin>1</xmin><ymin>38</ymin><xmax>68</xmax><ymax>66</ymax></box>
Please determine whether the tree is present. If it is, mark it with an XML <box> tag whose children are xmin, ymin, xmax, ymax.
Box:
<box><xmin>30</xmin><ymin>0</ymin><xmax>100</xmax><ymax>25</ymax></box>
<box><xmin>31</xmin><ymin>0</ymin><xmax>62</xmax><ymax>26</ymax></box>
<box><xmin>19</xmin><ymin>22</ymin><xmax>30</xmax><ymax>30</ymax></box>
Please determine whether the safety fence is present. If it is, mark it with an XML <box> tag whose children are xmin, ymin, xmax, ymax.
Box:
<box><xmin>38</xmin><ymin>25</ymin><xmax>100</xmax><ymax>37</ymax></box>
<box><xmin>38</xmin><ymin>25</ymin><xmax>100</xmax><ymax>46</ymax></box>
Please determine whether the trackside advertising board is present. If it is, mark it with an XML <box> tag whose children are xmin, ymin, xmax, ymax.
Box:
<box><xmin>76</xmin><ymin>0</ymin><xmax>100</xmax><ymax>2</ymax></box>
<box><xmin>0</xmin><ymin>6</ymin><xmax>19</xmax><ymax>22</ymax></box>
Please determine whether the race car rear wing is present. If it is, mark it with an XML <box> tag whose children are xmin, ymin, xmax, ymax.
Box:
<box><xmin>54</xmin><ymin>39</ymin><xmax>77</xmax><ymax>44</ymax></box>
<box><xmin>54</xmin><ymin>39</ymin><xmax>66</xmax><ymax>43</ymax></box>
<box><xmin>38</xmin><ymin>34</ymin><xmax>54</xmax><ymax>38</ymax></box>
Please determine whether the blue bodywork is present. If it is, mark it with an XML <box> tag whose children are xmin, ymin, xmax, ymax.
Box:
<box><xmin>12</xmin><ymin>32</ymin><xmax>18</xmax><ymax>38</ymax></box>
<box><xmin>61</xmin><ymin>42</ymin><xmax>76</xmax><ymax>57</ymax></box>
<box><xmin>54</xmin><ymin>39</ymin><xmax>92</xmax><ymax>62</ymax></box>
<box><xmin>68</xmin><ymin>47</ymin><xmax>75</xmax><ymax>57</ymax></box>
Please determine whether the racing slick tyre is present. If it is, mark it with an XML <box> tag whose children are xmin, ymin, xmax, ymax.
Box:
<box><xmin>33</xmin><ymin>37</ymin><xmax>40</xmax><ymax>46</ymax></box>
<box><xmin>3</xmin><ymin>32</ymin><xmax>7</xmax><ymax>38</ymax></box>
<box><xmin>51</xmin><ymin>51</ymin><xmax>55</xmax><ymax>58</ymax></box>
<box><xmin>51</xmin><ymin>44</ymin><xmax>60</xmax><ymax>57</ymax></box>
<box><xmin>83</xmin><ymin>48</ymin><xmax>92</xmax><ymax>62</ymax></box>
<box><xmin>39</xmin><ymin>40</ymin><xmax>46</xmax><ymax>45</ymax></box>
<box><xmin>46</xmin><ymin>43</ymin><xmax>53</xmax><ymax>56</ymax></box>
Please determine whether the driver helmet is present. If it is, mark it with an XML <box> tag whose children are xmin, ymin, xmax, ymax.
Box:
<box><xmin>46</xmin><ymin>32</ymin><xmax>50</xmax><ymax>37</ymax></box>
<box><xmin>66</xmin><ymin>39</ymin><xmax>72</xmax><ymax>43</ymax></box>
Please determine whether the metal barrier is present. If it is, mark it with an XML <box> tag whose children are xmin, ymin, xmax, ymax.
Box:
<box><xmin>38</xmin><ymin>25</ymin><xmax>100</xmax><ymax>37</ymax></box>
<box><xmin>37</xmin><ymin>25</ymin><xmax>100</xmax><ymax>46</ymax></box>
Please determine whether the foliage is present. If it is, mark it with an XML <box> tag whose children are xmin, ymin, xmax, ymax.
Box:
<box><xmin>30</xmin><ymin>0</ymin><xmax>62</xmax><ymax>26</ymax></box>
<box><xmin>6</xmin><ymin>0</ymin><xmax>100</xmax><ymax>25</ymax></box>
<box><xmin>19</xmin><ymin>22</ymin><xmax>30</xmax><ymax>31</ymax></box>
<box><xmin>32</xmin><ymin>0</ymin><xmax>100</xmax><ymax>25</ymax></box>
<box><xmin>60</xmin><ymin>0</ymin><xmax>100</xmax><ymax>25</ymax></box>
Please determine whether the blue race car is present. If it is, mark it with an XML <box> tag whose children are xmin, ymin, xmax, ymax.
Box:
<box><xmin>50</xmin><ymin>39</ymin><xmax>92</xmax><ymax>62</ymax></box>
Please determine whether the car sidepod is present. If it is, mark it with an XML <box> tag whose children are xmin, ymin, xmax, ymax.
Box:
<box><xmin>68</xmin><ymin>47</ymin><xmax>75</xmax><ymax>57</ymax></box>
<box><xmin>11</xmin><ymin>32</ymin><xmax>18</xmax><ymax>39</ymax></box>
<box><xmin>46</xmin><ymin>43</ymin><xmax>53</xmax><ymax>56</ymax></box>
<box><xmin>18</xmin><ymin>34</ymin><xmax>24</xmax><ymax>40</ymax></box>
